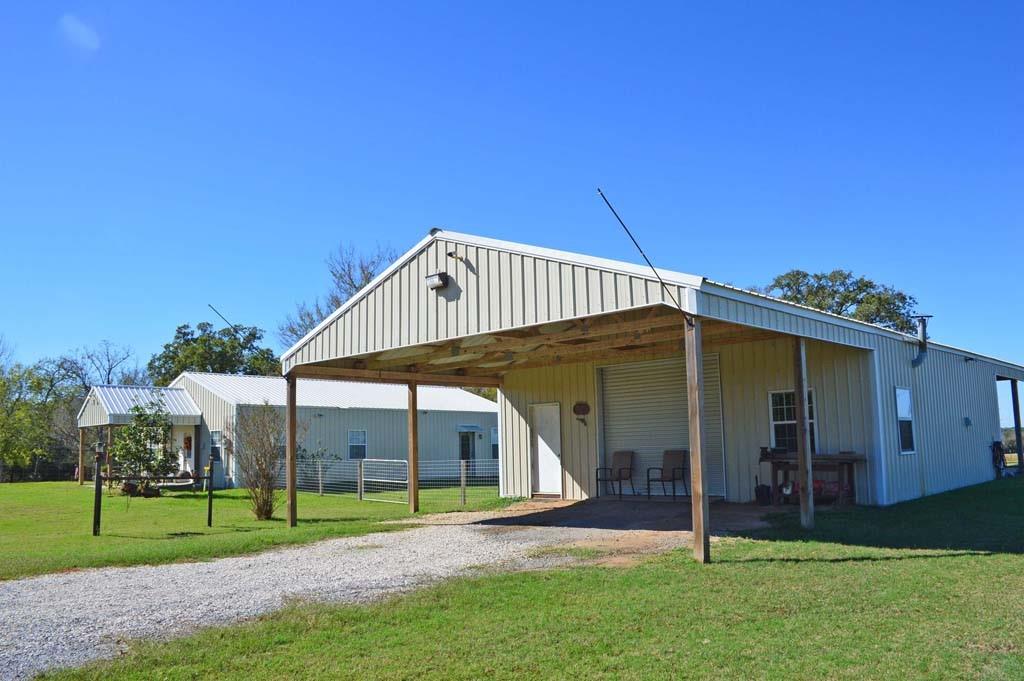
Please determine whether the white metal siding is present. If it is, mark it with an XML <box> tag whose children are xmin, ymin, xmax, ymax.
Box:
<box><xmin>600</xmin><ymin>357</ymin><xmax>725</xmax><ymax>497</ymax></box>
<box><xmin>283</xmin><ymin>234</ymin><xmax>692</xmax><ymax>372</ymax></box>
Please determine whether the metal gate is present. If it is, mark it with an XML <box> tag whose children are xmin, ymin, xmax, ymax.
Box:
<box><xmin>360</xmin><ymin>458</ymin><xmax>408</xmax><ymax>504</ymax></box>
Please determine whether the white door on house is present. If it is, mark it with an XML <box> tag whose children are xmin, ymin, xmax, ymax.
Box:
<box><xmin>530</xmin><ymin>403</ymin><xmax>562</xmax><ymax>495</ymax></box>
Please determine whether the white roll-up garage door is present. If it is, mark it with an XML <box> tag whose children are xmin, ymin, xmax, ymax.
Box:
<box><xmin>600</xmin><ymin>355</ymin><xmax>726</xmax><ymax>497</ymax></box>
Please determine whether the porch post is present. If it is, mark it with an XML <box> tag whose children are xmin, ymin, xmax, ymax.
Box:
<box><xmin>408</xmin><ymin>382</ymin><xmax>420</xmax><ymax>513</ymax></box>
<box><xmin>285</xmin><ymin>372</ymin><xmax>298</xmax><ymax>527</ymax></box>
<box><xmin>78</xmin><ymin>427</ymin><xmax>86</xmax><ymax>484</ymax></box>
<box><xmin>794</xmin><ymin>336</ymin><xmax>815</xmax><ymax>529</ymax></box>
<box><xmin>685</xmin><ymin>317</ymin><xmax>710</xmax><ymax>564</ymax></box>
<box><xmin>193</xmin><ymin>424</ymin><xmax>201</xmax><ymax>475</ymax></box>
<box><xmin>1012</xmin><ymin>380</ymin><xmax>1023</xmax><ymax>469</ymax></box>
<box><xmin>105</xmin><ymin>426</ymin><xmax>113</xmax><ymax>479</ymax></box>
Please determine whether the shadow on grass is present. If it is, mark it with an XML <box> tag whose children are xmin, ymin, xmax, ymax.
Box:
<box><xmin>717</xmin><ymin>550</ymin><xmax>995</xmax><ymax>565</ymax></box>
<box><xmin>474</xmin><ymin>478</ymin><xmax>1024</xmax><ymax>556</ymax></box>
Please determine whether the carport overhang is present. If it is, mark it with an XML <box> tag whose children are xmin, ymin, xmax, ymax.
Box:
<box><xmin>283</xmin><ymin>303</ymin><xmax>816</xmax><ymax>563</ymax></box>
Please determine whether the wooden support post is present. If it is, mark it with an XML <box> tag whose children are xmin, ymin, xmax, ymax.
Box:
<box><xmin>408</xmin><ymin>382</ymin><xmax>420</xmax><ymax>513</ymax></box>
<box><xmin>78</xmin><ymin>428</ymin><xmax>86</xmax><ymax>485</ymax></box>
<box><xmin>684</xmin><ymin>317</ymin><xmax>710</xmax><ymax>564</ymax></box>
<box><xmin>794</xmin><ymin>336</ymin><xmax>815</xmax><ymax>529</ymax></box>
<box><xmin>193</xmin><ymin>424</ymin><xmax>201</xmax><ymax>475</ymax></box>
<box><xmin>285</xmin><ymin>373</ymin><xmax>298</xmax><ymax>527</ymax></box>
<box><xmin>1012</xmin><ymin>380</ymin><xmax>1023</xmax><ymax>469</ymax></box>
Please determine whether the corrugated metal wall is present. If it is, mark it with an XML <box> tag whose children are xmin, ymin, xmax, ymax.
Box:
<box><xmin>174</xmin><ymin>375</ymin><xmax>235</xmax><ymax>487</ymax></box>
<box><xmin>600</xmin><ymin>356</ymin><xmax>725</xmax><ymax>497</ymax></box>
<box><xmin>872</xmin><ymin>338</ymin><xmax>1006</xmax><ymax>504</ymax></box>
<box><xmin>499</xmin><ymin>362</ymin><xmax>599</xmax><ymax>499</ymax></box>
<box><xmin>283</xmin><ymin>236</ymin><xmax>690</xmax><ymax>371</ymax></box>
<box><xmin>77</xmin><ymin>393</ymin><xmax>108</xmax><ymax>428</ymax></box>
<box><xmin>276</xmin><ymin>405</ymin><xmax>496</xmax><ymax>463</ymax></box>
<box><xmin>711</xmin><ymin>338</ymin><xmax>876</xmax><ymax>504</ymax></box>
<box><xmin>499</xmin><ymin>339</ymin><xmax>877</xmax><ymax>503</ymax></box>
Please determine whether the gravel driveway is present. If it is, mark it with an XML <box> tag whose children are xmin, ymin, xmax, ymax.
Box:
<box><xmin>0</xmin><ymin>518</ymin><xmax>645</xmax><ymax>680</ymax></box>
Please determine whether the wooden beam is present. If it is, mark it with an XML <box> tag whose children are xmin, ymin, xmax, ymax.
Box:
<box><xmin>408</xmin><ymin>382</ymin><xmax>419</xmax><ymax>513</ymax></box>
<box><xmin>464</xmin><ymin>340</ymin><xmax>684</xmax><ymax>375</ymax></box>
<box><xmin>1012</xmin><ymin>380</ymin><xmax>1023</xmax><ymax>469</ymax></box>
<box><xmin>419</xmin><ymin>327</ymin><xmax>688</xmax><ymax>373</ymax></box>
<box><xmin>366</xmin><ymin>312</ymin><xmax>687</xmax><ymax>370</ymax></box>
<box><xmin>685</xmin><ymin>318</ymin><xmax>711</xmax><ymax>564</ymax></box>
<box><xmin>78</xmin><ymin>428</ymin><xmax>86</xmax><ymax>485</ymax></box>
<box><xmin>793</xmin><ymin>336</ymin><xmax>815</xmax><ymax>529</ymax></box>
<box><xmin>291</xmin><ymin>364</ymin><xmax>502</xmax><ymax>387</ymax></box>
<box><xmin>285</xmin><ymin>373</ymin><xmax>298</xmax><ymax>527</ymax></box>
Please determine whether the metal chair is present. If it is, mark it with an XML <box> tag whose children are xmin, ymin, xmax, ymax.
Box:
<box><xmin>646</xmin><ymin>449</ymin><xmax>689</xmax><ymax>499</ymax></box>
<box><xmin>596</xmin><ymin>450</ymin><xmax>636</xmax><ymax>499</ymax></box>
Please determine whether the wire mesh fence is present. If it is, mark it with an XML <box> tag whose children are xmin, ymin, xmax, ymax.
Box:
<box><xmin>274</xmin><ymin>457</ymin><xmax>500</xmax><ymax>510</ymax></box>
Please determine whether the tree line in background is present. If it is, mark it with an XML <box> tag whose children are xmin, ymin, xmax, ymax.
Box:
<box><xmin>0</xmin><ymin>324</ymin><xmax>278</xmax><ymax>482</ymax></box>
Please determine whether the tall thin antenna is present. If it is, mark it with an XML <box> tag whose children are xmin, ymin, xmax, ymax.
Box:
<box><xmin>208</xmin><ymin>304</ymin><xmax>244</xmax><ymax>337</ymax></box>
<box><xmin>596</xmin><ymin>187</ymin><xmax>692</xmax><ymax>324</ymax></box>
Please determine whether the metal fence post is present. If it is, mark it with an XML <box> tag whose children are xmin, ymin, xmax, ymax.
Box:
<box><xmin>357</xmin><ymin>459</ymin><xmax>364</xmax><ymax>500</ymax></box>
<box><xmin>460</xmin><ymin>459</ymin><xmax>467</xmax><ymax>506</ymax></box>
<box><xmin>92</xmin><ymin>455</ymin><xmax>103</xmax><ymax>536</ymax></box>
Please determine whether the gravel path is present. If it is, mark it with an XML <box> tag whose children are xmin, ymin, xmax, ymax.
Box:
<box><xmin>0</xmin><ymin>522</ymin><xmax>626</xmax><ymax>680</ymax></box>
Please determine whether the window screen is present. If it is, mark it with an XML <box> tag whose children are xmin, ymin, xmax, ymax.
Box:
<box><xmin>348</xmin><ymin>430</ymin><xmax>367</xmax><ymax>459</ymax></box>
<box><xmin>895</xmin><ymin>388</ymin><xmax>915</xmax><ymax>452</ymax></box>
<box><xmin>769</xmin><ymin>391</ymin><xmax>816</xmax><ymax>453</ymax></box>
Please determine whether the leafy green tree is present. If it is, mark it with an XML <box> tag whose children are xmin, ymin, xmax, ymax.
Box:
<box><xmin>147</xmin><ymin>322</ymin><xmax>279</xmax><ymax>386</ymax></box>
<box><xmin>0</xmin><ymin>363</ymin><xmax>53</xmax><ymax>477</ymax></box>
<box><xmin>762</xmin><ymin>270</ymin><xmax>918</xmax><ymax>334</ymax></box>
<box><xmin>108</xmin><ymin>402</ymin><xmax>176</xmax><ymax>481</ymax></box>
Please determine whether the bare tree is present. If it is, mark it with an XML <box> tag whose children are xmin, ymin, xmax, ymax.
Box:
<box><xmin>60</xmin><ymin>341</ymin><xmax>141</xmax><ymax>393</ymax></box>
<box><xmin>230</xmin><ymin>402</ymin><xmax>307</xmax><ymax>520</ymax></box>
<box><xmin>278</xmin><ymin>243</ymin><xmax>395</xmax><ymax>347</ymax></box>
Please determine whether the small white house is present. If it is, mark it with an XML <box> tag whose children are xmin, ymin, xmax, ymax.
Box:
<box><xmin>167</xmin><ymin>372</ymin><xmax>498</xmax><ymax>487</ymax></box>
<box><xmin>76</xmin><ymin>384</ymin><xmax>203</xmax><ymax>478</ymax></box>
<box><xmin>77</xmin><ymin>373</ymin><xmax>498</xmax><ymax>488</ymax></box>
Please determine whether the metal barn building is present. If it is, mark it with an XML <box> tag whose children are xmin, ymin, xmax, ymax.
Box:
<box><xmin>77</xmin><ymin>372</ymin><xmax>498</xmax><ymax>488</ymax></box>
<box><xmin>277</xmin><ymin>229</ymin><xmax>1024</xmax><ymax>561</ymax></box>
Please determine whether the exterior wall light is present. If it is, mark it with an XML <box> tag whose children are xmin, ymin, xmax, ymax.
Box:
<box><xmin>425</xmin><ymin>272</ymin><xmax>450</xmax><ymax>290</ymax></box>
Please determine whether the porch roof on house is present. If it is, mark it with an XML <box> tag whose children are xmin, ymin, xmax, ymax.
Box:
<box><xmin>77</xmin><ymin>385</ymin><xmax>202</xmax><ymax>428</ymax></box>
<box><xmin>171</xmin><ymin>372</ymin><xmax>497</xmax><ymax>413</ymax></box>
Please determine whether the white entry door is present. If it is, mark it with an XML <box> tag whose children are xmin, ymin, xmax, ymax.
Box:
<box><xmin>530</xmin><ymin>403</ymin><xmax>562</xmax><ymax>495</ymax></box>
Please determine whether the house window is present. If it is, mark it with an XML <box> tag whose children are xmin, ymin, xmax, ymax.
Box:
<box><xmin>769</xmin><ymin>390</ymin><xmax>816</xmax><ymax>453</ymax></box>
<box><xmin>210</xmin><ymin>431</ymin><xmax>223</xmax><ymax>464</ymax></box>
<box><xmin>895</xmin><ymin>387</ymin><xmax>915</xmax><ymax>453</ymax></box>
<box><xmin>491</xmin><ymin>426</ymin><xmax>499</xmax><ymax>459</ymax></box>
<box><xmin>348</xmin><ymin>430</ymin><xmax>367</xmax><ymax>459</ymax></box>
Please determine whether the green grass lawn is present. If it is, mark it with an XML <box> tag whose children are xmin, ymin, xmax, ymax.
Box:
<box><xmin>42</xmin><ymin>477</ymin><xmax>1024</xmax><ymax>681</ymax></box>
<box><xmin>0</xmin><ymin>482</ymin><xmax>511</xmax><ymax>580</ymax></box>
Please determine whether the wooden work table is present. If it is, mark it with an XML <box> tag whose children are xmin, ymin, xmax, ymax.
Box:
<box><xmin>759</xmin><ymin>451</ymin><xmax>866</xmax><ymax>506</ymax></box>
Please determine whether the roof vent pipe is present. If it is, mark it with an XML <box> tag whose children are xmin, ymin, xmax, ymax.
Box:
<box><xmin>911</xmin><ymin>315</ymin><xmax>932</xmax><ymax>368</ymax></box>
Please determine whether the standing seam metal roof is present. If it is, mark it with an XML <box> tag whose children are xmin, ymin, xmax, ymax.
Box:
<box><xmin>171</xmin><ymin>372</ymin><xmax>498</xmax><ymax>413</ymax></box>
<box><xmin>78</xmin><ymin>385</ymin><xmax>202</xmax><ymax>427</ymax></box>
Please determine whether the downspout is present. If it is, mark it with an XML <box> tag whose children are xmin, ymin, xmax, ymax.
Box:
<box><xmin>911</xmin><ymin>315</ymin><xmax>932</xmax><ymax>368</ymax></box>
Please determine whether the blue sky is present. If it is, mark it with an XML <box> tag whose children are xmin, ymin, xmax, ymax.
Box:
<box><xmin>0</xmin><ymin>3</ymin><xmax>1021</xmax><ymax>421</ymax></box>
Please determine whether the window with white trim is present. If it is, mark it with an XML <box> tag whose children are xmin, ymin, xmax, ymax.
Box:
<box><xmin>348</xmin><ymin>430</ymin><xmax>367</xmax><ymax>459</ymax></box>
<box><xmin>490</xmin><ymin>426</ymin><xmax>499</xmax><ymax>459</ymax></box>
<box><xmin>895</xmin><ymin>387</ymin><xmax>915</xmax><ymax>453</ymax></box>
<box><xmin>769</xmin><ymin>390</ymin><xmax>816</xmax><ymax>453</ymax></box>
